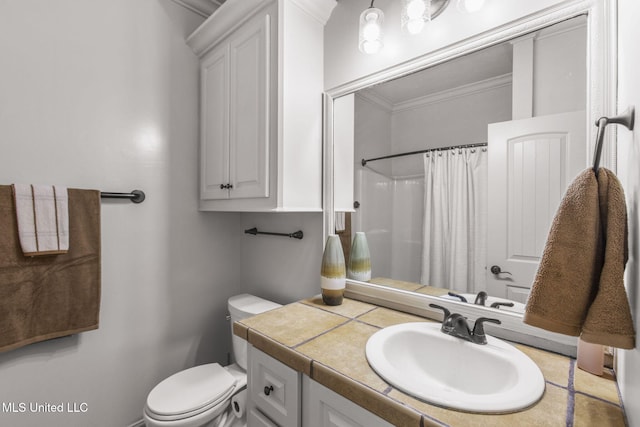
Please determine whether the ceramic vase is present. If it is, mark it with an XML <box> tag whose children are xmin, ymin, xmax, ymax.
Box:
<box><xmin>321</xmin><ymin>234</ymin><xmax>346</xmax><ymax>306</ymax></box>
<box><xmin>348</xmin><ymin>232</ymin><xmax>371</xmax><ymax>281</ymax></box>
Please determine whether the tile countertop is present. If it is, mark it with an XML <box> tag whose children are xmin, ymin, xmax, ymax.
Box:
<box><xmin>233</xmin><ymin>297</ymin><xmax>627</xmax><ymax>427</ymax></box>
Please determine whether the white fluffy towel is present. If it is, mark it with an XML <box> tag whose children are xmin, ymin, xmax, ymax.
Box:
<box><xmin>11</xmin><ymin>184</ymin><xmax>69</xmax><ymax>256</ymax></box>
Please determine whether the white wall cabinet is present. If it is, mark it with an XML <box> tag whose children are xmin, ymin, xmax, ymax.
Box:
<box><xmin>199</xmin><ymin>12</ymin><xmax>269</xmax><ymax>201</ymax></box>
<box><xmin>188</xmin><ymin>0</ymin><xmax>336</xmax><ymax>211</ymax></box>
<box><xmin>248</xmin><ymin>345</ymin><xmax>392</xmax><ymax>427</ymax></box>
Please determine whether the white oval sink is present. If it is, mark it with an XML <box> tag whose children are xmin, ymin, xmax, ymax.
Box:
<box><xmin>366</xmin><ymin>322</ymin><xmax>545</xmax><ymax>413</ymax></box>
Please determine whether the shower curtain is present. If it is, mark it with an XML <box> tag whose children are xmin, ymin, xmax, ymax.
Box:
<box><xmin>421</xmin><ymin>147</ymin><xmax>487</xmax><ymax>293</ymax></box>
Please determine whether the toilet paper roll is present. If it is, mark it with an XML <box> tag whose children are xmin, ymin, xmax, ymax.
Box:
<box><xmin>232</xmin><ymin>389</ymin><xmax>247</xmax><ymax>418</ymax></box>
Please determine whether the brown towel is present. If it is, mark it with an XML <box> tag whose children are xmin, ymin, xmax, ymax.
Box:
<box><xmin>0</xmin><ymin>186</ymin><xmax>101</xmax><ymax>353</ymax></box>
<box><xmin>582</xmin><ymin>169</ymin><xmax>635</xmax><ymax>348</ymax></box>
<box><xmin>523</xmin><ymin>168</ymin><xmax>635</xmax><ymax>349</ymax></box>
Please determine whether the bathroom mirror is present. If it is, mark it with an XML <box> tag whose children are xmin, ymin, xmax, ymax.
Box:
<box><xmin>324</xmin><ymin>1</ymin><xmax>616</xmax><ymax>355</ymax></box>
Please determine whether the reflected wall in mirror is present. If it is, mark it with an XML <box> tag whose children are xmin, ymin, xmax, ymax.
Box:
<box><xmin>334</xmin><ymin>16</ymin><xmax>587</xmax><ymax>316</ymax></box>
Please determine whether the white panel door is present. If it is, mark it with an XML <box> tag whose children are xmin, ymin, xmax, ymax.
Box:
<box><xmin>486</xmin><ymin>111</ymin><xmax>586</xmax><ymax>300</ymax></box>
<box><xmin>200</xmin><ymin>43</ymin><xmax>229</xmax><ymax>200</ymax></box>
<box><xmin>228</xmin><ymin>13</ymin><xmax>270</xmax><ymax>199</ymax></box>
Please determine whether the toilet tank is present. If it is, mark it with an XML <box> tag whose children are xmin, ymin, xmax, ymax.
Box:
<box><xmin>228</xmin><ymin>294</ymin><xmax>281</xmax><ymax>370</ymax></box>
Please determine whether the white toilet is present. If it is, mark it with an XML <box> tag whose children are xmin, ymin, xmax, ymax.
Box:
<box><xmin>143</xmin><ymin>294</ymin><xmax>281</xmax><ymax>427</ymax></box>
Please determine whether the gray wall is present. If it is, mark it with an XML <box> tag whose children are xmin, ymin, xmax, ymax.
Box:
<box><xmin>240</xmin><ymin>212</ymin><xmax>324</xmax><ymax>305</ymax></box>
<box><xmin>0</xmin><ymin>1</ymin><xmax>242</xmax><ymax>426</ymax></box>
<box><xmin>617</xmin><ymin>0</ymin><xmax>640</xmax><ymax>424</ymax></box>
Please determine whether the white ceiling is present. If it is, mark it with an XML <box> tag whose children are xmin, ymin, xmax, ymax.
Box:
<box><xmin>364</xmin><ymin>41</ymin><xmax>513</xmax><ymax>106</ymax></box>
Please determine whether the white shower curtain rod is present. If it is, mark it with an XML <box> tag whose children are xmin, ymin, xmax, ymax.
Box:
<box><xmin>361</xmin><ymin>142</ymin><xmax>487</xmax><ymax>166</ymax></box>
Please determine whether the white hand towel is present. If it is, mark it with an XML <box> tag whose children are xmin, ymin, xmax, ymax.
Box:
<box><xmin>12</xmin><ymin>184</ymin><xmax>69</xmax><ymax>256</ymax></box>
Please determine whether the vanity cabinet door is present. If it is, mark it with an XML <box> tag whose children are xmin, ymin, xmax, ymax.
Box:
<box><xmin>302</xmin><ymin>376</ymin><xmax>393</xmax><ymax>427</ymax></box>
<box><xmin>249</xmin><ymin>345</ymin><xmax>301</xmax><ymax>427</ymax></box>
<box><xmin>248</xmin><ymin>407</ymin><xmax>279</xmax><ymax>427</ymax></box>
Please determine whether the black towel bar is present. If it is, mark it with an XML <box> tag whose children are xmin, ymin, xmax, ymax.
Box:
<box><xmin>244</xmin><ymin>227</ymin><xmax>303</xmax><ymax>240</ymax></box>
<box><xmin>100</xmin><ymin>190</ymin><xmax>145</xmax><ymax>203</ymax></box>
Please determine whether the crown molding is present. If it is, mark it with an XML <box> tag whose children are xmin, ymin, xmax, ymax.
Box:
<box><xmin>187</xmin><ymin>0</ymin><xmax>336</xmax><ymax>56</ymax></box>
<box><xmin>288</xmin><ymin>0</ymin><xmax>337</xmax><ymax>25</ymax></box>
<box><xmin>187</xmin><ymin>0</ymin><xmax>274</xmax><ymax>56</ymax></box>
<box><xmin>356</xmin><ymin>90</ymin><xmax>394</xmax><ymax>112</ymax></box>
<box><xmin>392</xmin><ymin>73</ymin><xmax>513</xmax><ymax>112</ymax></box>
<box><xmin>357</xmin><ymin>73</ymin><xmax>513</xmax><ymax>114</ymax></box>
<box><xmin>534</xmin><ymin>16</ymin><xmax>587</xmax><ymax>42</ymax></box>
<box><xmin>170</xmin><ymin>0</ymin><xmax>222</xmax><ymax>18</ymax></box>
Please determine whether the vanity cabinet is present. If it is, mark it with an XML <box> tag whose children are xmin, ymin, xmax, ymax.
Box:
<box><xmin>187</xmin><ymin>0</ymin><xmax>335</xmax><ymax>211</ymax></box>
<box><xmin>248</xmin><ymin>345</ymin><xmax>392</xmax><ymax>427</ymax></box>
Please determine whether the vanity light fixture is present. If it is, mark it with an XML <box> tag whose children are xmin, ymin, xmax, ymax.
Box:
<box><xmin>359</xmin><ymin>1</ymin><xmax>385</xmax><ymax>54</ymax></box>
<box><xmin>358</xmin><ymin>0</ymin><xmax>485</xmax><ymax>54</ymax></box>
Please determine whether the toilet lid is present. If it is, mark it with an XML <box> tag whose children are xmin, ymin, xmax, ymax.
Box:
<box><xmin>146</xmin><ymin>363</ymin><xmax>237</xmax><ymax>418</ymax></box>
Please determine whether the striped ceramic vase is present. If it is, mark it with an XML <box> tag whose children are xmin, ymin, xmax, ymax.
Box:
<box><xmin>348</xmin><ymin>232</ymin><xmax>371</xmax><ymax>281</ymax></box>
<box><xmin>321</xmin><ymin>234</ymin><xmax>346</xmax><ymax>306</ymax></box>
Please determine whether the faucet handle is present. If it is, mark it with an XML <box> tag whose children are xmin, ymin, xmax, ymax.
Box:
<box><xmin>447</xmin><ymin>292</ymin><xmax>468</xmax><ymax>303</ymax></box>
<box><xmin>490</xmin><ymin>301</ymin><xmax>515</xmax><ymax>309</ymax></box>
<box><xmin>471</xmin><ymin>317</ymin><xmax>502</xmax><ymax>345</ymax></box>
<box><xmin>429</xmin><ymin>304</ymin><xmax>451</xmax><ymax>322</ymax></box>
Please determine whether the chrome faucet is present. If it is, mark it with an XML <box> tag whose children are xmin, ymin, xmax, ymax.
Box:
<box><xmin>429</xmin><ymin>304</ymin><xmax>501</xmax><ymax>345</ymax></box>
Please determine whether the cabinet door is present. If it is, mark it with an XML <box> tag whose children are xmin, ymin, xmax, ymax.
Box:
<box><xmin>249</xmin><ymin>345</ymin><xmax>300</xmax><ymax>427</ymax></box>
<box><xmin>228</xmin><ymin>13</ymin><xmax>270</xmax><ymax>199</ymax></box>
<box><xmin>248</xmin><ymin>408</ymin><xmax>279</xmax><ymax>427</ymax></box>
<box><xmin>200</xmin><ymin>43</ymin><xmax>230</xmax><ymax>200</ymax></box>
<box><xmin>302</xmin><ymin>376</ymin><xmax>393</xmax><ymax>427</ymax></box>
<box><xmin>333</xmin><ymin>94</ymin><xmax>355</xmax><ymax>212</ymax></box>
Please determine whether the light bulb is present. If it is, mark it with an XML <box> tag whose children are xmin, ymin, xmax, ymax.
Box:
<box><xmin>406</xmin><ymin>19</ymin><xmax>425</xmax><ymax>35</ymax></box>
<box><xmin>359</xmin><ymin>7</ymin><xmax>384</xmax><ymax>54</ymax></box>
<box><xmin>362</xmin><ymin>40</ymin><xmax>382</xmax><ymax>54</ymax></box>
<box><xmin>401</xmin><ymin>0</ymin><xmax>430</xmax><ymax>35</ymax></box>
<box><xmin>362</xmin><ymin>21</ymin><xmax>380</xmax><ymax>41</ymax></box>
<box><xmin>406</xmin><ymin>0</ymin><xmax>426</xmax><ymax>19</ymax></box>
<box><xmin>457</xmin><ymin>0</ymin><xmax>485</xmax><ymax>13</ymax></box>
